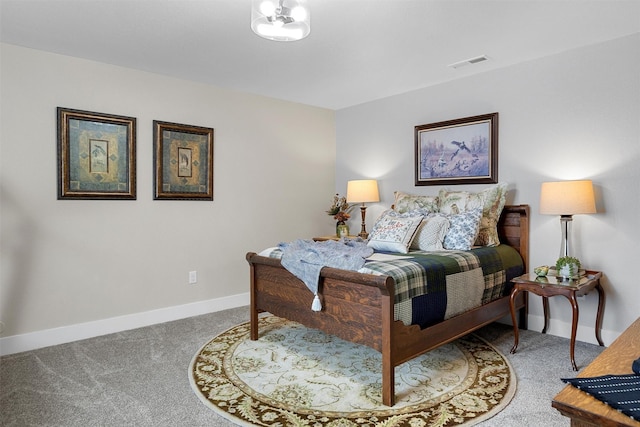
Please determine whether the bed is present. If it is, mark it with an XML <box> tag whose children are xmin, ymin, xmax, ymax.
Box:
<box><xmin>246</xmin><ymin>204</ymin><xmax>529</xmax><ymax>406</ymax></box>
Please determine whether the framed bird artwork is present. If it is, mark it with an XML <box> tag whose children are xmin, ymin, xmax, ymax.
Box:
<box><xmin>414</xmin><ymin>112</ymin><xmax>498</xmax><ymax>186</ymax></box>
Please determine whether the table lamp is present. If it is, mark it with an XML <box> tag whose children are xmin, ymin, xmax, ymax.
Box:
<box><xmin>346</xmin><ymin>179</ymin><xmax>380</xmax><ymax>238</ymax></box>
<box><xmin>540</xmin><ymin>180</ymin><xmax>596</xmax><ymax>258</ymax></box>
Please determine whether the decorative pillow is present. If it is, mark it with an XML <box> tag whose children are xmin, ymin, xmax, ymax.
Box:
<box><xmin>438</xmin><ymin>182</ymin><xmax>508</xmax><ymax>246</ymax></box>
<box><xmin>393</xmin><ymin>191</ymin><xmax>439</xmax><ymax>214</ymax></box>
<box><xmin>367</xmin><ymin>210</ymin><xmax>424</xmax><ymax>254</ymax></box>
<box><xmin>410</xmin><ymin>215</ymin><xmax>451</xmax><ymax>251</ymax></box>
<box><xmin>475</xmin><ymin>182</ymin><xmax>508</xmax><ymax>246</ymax></box>
<box><xmin>438</xmin><ymin>189</ymin><xmax>484</xmax><ymax>215</ymax></box>
<box><xmin>442</xmin><ymin>208</ymin><xmax>483</xmax><ymax>251</ymax></box>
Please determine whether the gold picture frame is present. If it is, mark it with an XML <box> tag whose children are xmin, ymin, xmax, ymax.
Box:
<box><xmin>153</xmin><ymin>120</ymin><xmax>214</xmax><ymax>200</ymax></box>
<box><xmin>57</xmin><ymin>107</ymin><xmax>136</xmax><ymax>199</ymax></box>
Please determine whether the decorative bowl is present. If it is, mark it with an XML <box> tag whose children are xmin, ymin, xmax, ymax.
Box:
<box><xmin>534</xmin><ymin>265</ymin><xmax>549</xmax><ymax>277</ymax></box>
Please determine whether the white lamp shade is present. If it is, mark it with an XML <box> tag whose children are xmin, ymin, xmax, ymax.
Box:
<box><xmin>251</xmin><ymin>0</ymin><xmax>310</xmax><ymax>41</ymax></box>
<box><xmin>540</xmin><ymin>180</ymin><xmax>596</xmax><ymax>215</ymax></box>
<box><xmin>346</xmin><ymin>180</ymin><xmax>380</xmax><ymax>204</ymax></box>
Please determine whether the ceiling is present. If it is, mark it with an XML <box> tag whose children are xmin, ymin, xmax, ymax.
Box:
<box><xmin>1</xmin><ymin>0</ymin><xmax>639</xmax><ymax>110</ymax></box>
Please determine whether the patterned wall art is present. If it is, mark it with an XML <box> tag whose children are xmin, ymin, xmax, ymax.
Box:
<box><xmin>57</xmin><ymin>107</ymin><xmax>136</xmax><ymax>200</ymax></box>
<box><xmin>153</xmin><ymin>120</ymin><xmax>214</xmax><ymax>201</ymax></box>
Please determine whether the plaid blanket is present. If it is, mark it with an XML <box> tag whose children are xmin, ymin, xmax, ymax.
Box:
<box><xmin>362</xmin><ymin>245</ymin><xmax>524</xmax><ymax>327</ymax></box>
<box><xmin>261</xmin><ymin>244</ymin><xmax>524</xmax><ymax>328</ymax></box>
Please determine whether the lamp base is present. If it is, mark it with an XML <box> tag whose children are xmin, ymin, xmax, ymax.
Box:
<box><xmin>559</xmin><ymin>215</ymin><xmax>573</xmax><ymax>258</ymax></box>
<box><xmin>359</xmin><ymin>205</ymin><xmax>368</xmax><ymax>239</ymax></box>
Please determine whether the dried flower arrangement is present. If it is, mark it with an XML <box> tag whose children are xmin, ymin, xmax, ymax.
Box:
<box><xmin>327</xmin><ymin>193</ymin><xmax>353</xmax><ymax>222</ymax></box>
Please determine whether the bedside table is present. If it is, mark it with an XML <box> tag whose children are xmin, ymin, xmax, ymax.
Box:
<box><xmin>509</xmin><ymin>270</ymin><xmax>605</xmax><ymax>371</ymax></box>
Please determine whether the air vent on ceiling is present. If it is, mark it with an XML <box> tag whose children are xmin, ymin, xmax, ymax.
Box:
<box><xmin>448</xmin><ymin>55</ymin><xmax>489</xmax><ymax>69</ymax></box>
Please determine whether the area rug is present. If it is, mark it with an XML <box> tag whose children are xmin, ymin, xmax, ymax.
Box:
<box><xmin>189</xmin><ymin>315</ymin><xmax>516</xmax><ymax>426</ymax></box>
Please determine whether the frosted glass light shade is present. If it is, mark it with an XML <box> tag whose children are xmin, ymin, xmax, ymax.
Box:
<box><xmin>346</xmin><ymin>180</ymin><xmax>380</xmax><ymax>204</ymax></box>
<box><xmin>540</xmin><ymin>180</ymin><xmax>596</xmax><ymax>215</ymax></box>
<box><xmin>251</xmin><ymin>0</ymin><xmax>310</xmax><ymax>41</ymax></box>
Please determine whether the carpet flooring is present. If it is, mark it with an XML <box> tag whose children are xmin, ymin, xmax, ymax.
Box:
<box><xmin>0</xmin><ymin>306</ymin><xmax>603</xmax><ymax>426</ymax></box>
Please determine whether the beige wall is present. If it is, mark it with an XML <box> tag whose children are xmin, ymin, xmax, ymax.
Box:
<box><xmin>0</xmin><ymin>44</ymin><xmax>336</xmax><ymax>350</ymax></box>
<box><xmin>335</xmin><ymin>34</ymin><xmax>640</xmax><ymax>344</ymax></box>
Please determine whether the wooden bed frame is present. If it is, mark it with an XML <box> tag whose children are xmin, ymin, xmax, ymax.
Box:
<box><xmin>246</xmin><ymin>204</ymin><xmax>530</xmax><ymax>406</ymax></box>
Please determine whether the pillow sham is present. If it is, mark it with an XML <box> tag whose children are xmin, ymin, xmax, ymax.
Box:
<box><xmin>410</xmin><ymin>214</ymin><xmax>450</xmax><ymax>251</ymax></box>
<box><xmin>393</xmin><ymin>191</ymin><xmax>439</xmax><ymax>214</ymax></box>
<box><xmin>441</xmin><ymin>207</ymin><xmax>483</xmax><ymax>251</ymax></box>
<box><xmin>475</xmin><ymin>182</ymin><xmax>508</xmax><ymax>246</ymax></box>
<box><xmin>367</xmin><ymin>210</ymin><xmax>423</xmax><ymax>254</ymax></box>
<box><xmin>438</xmin><ymin>182</ymin><xmax>508</xmax><ymax>246</ymax></box>
<box><xmin>438</xmin><ymin>189</ymin><xmax>484</xmax><ymax>215</ymax></box>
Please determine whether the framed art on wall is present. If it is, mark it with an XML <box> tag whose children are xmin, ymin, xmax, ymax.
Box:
<box><xmin>153</xmin><ymin>120</ymin><xmax>214</xmax><ymax>200</ymax></box>
<box><xmin>57</xmin><ymin>107</ymin><xmax>136</xmax><ymax>200</ymax></box>
<box><xmin>415</xmin><ymin>112</ymin><xmax>498</xmax><ymax>186</ymax></box>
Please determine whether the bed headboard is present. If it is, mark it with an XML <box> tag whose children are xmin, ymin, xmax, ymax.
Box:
<box><xmin>497</xmin><ymin>204</ymin><xmax>530</xmax><ymax>272</ymax></box>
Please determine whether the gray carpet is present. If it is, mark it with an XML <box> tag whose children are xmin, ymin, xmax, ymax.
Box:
<box><xmin>0</xmin><ymin>306</ymin><xmax>603</xmax><ymax>426</ymax></box>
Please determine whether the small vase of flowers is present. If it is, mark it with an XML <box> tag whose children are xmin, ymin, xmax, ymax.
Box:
<box><xmin>327</xmin><ymin>194</ymin><xmax>353</xmax><ymax>237</ymax></box>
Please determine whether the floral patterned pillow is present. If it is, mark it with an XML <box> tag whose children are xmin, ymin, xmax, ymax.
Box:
<box><xmin>367</xmin><ymin>210</ymin><xmax>424</xmax><ymax>254</ymax></box>
<box><xmin>410</xmin><ymin>215</ymin><xmax>450</xmax><ymax>251</ymax></box>
<box><xmin>438</xmin><ymin>190</ymin><xmax>484</xmax><ymax>215</ymax></box>
<box><xmin>475</xmin><ymin>182</ymin><xmax>508</xmax><ymax>246</ymax></box>
<box><xmin>442</xmin><ymin>208</ymin><xmax>483</xmax><ymax>251</ymax></box>
<box><xmin>393</xmin><ymin>191</ymin><xmax>439</xmax><ymax>214</ymax></box>
<box><xmin>438</xmin><ymin>183</ymin><xmax>508</xmax><ymax>246</ymax></box>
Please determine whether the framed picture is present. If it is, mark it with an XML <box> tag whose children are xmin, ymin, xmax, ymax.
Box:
<box><xmin>57</xmin><ymin>107</ymin><xmax>136</xmax><ymax>199</ymax></box>
<box><xmin>415</xmin><ymin>112</ymin><xmax>498</xmax><ymax>186</ymax></box>
<box><xmin>153</xmin><ymin>121</ymin><xmax>214</xmax><ymax>200</ymax></box>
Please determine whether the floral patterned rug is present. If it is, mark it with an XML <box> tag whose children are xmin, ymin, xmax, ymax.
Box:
<box><xmin>189</xmin><ymin>315</ymin><xmax>516</xmax><ymax>426</ymax></box>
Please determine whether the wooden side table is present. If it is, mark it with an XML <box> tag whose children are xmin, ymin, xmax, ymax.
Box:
<box><xmin>509</xmin><ymin>270</ymin><xmax>605</xmax><ymax>371</ymax></box>
<box><xmin>312</xmin><ymin>235</ymin><xmax>359</xmax><ymax>241</ymax></box>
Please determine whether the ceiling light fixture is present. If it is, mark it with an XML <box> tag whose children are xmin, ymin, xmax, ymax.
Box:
<box><xmin>251</xmin><ymin>0</ymin><xmax>310</xmax><ymax>42</ymax></box>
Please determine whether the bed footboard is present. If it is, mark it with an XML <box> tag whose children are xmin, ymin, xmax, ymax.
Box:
<box><xmin>247</xmin><ymin>252</ymin><xmax>394</xmax><ymax>350</ymax></box>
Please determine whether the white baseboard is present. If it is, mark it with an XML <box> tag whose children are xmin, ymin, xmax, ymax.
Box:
<box><xmin>0</xmin><ymin>293</ymin><xmax>250</xmax><ymax>356</ymax></box>
<box><xmin>526</xmin><ymin>313</ymin><xmax>618</xmax><ymax>346</ymax></box>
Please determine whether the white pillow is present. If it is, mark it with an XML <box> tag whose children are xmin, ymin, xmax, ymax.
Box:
<box><xmin>410</xmin><ymin>215</ymin><xmax>450</xmax><ymax>251</ymax></box>
<box><xmin>442</xmin><ymin>208</ymin><xmax>483</xmax><ymax>251</ymax></box>
<box><xmin>367</xmin><ymin>211</ymin><xmax>423</xmax><ymax>254</ymax></box>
